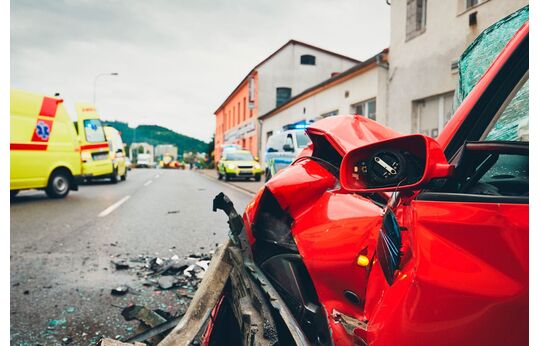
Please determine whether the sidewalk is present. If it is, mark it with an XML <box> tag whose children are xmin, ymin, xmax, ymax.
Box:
<box><xmin>197</xmin><ymin>169</ymin><xmax>265</xmax><ymax>195</ymax></box>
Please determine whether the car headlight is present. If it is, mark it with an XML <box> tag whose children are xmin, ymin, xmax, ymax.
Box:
<box><xmin>254</xmin><ymin>163</ymin><xmax>261</xmax><ymax>169</ymax></box>
<box><xmin>81</xmin><ymin>151</ymin><xmax>91</xmax><ymax>161</ymax></box>
<box><xmin>227</xmin><ymin>163</ymin><xmax>236</xmax><ymax>170</ymax></box>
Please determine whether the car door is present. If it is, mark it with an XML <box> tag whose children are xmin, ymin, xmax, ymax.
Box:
<box><xmin>396</xmin><ymin>61</ymin><xmax>528</xmax><ymax>346</ymax></box>
<box><xmin>362</xmin><ymin>21</ymin><xmax>529</xmax><ymax>345</ymax></box>
<box><xmin>265</xmin><ymin>133</ymin><xmax>281</xmax><ymax>175</ymax></box>
<box><xmin>273</xmin><ymin>133</ymin><xmax>296</xmax><ymax>174</ymax></box>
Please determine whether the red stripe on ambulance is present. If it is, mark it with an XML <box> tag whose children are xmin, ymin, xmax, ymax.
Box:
<box><xmin>80</xmin><ymin>143</ymin><xmax>109</xmax><ymax>150</ymax></box>
<box><xmin>39</xmin><ymin>97</ymin><xmax>61</xmax><ymax>118</ymax></box>
<box><xmin>10</xmin><ymin>143</ymin><xmax>48</xmax><ymax>151</ymax></box>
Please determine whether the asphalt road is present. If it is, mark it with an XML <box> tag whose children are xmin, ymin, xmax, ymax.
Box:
<box><xmin>10</xmin><ymin>168</ymin><xmax>254</xmax><ymax>345</ymax></box>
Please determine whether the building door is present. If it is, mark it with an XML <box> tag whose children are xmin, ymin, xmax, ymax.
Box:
<box><xmin>412</xmin><ymin>91</ymin><xmax>454</xmax><ymax>137</ymax></box>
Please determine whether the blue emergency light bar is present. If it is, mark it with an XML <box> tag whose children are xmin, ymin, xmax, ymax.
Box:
<box><xmin>282</xmin><ymin>119</ymin><xmax>314</xmax><ymax>131</ymax></box>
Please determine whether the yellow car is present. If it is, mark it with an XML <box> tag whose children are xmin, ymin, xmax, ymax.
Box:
<box><xmin>10</xmin><ymin>89</ymin><xmax>82</xmax><ymax>198</ymax></box>
<box><xmin>217</xmin><ymin>150</ymin><xmax>263</xmax><ymax>181</ymax></box>
<box><xmin>76</xmin><ymin>104</ymin><xmax>125</xmax><ymax>183</ymax></box>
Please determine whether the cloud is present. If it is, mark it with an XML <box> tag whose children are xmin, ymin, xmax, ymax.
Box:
<box><xmin>11</xmin><ymin>0</ymin><xmax>390</xmax><ymax>141</ymax></box>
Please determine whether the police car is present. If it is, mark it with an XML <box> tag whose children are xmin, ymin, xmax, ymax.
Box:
<box><xmin>264</xmin><ymin>123</ymin><xmax>312</xmax><ymax>181</ymax></box>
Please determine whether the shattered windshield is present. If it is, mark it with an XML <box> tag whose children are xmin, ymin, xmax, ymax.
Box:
<box><xmin>454</xmin><ymin>6</ymin><xmax>528</xmax><ymax>109</ymax></box>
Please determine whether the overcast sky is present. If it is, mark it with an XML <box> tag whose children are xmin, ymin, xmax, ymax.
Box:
<box><xmin>11</xmin><ymin>0</ymin><xmax>390</xmax><ymax>142</ymax></box>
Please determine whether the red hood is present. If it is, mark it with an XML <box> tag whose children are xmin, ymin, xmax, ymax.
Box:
<box><xmin>306</xmin><ymin>115</ymin><xmax>401</xmax><ymax>155</ymax></box>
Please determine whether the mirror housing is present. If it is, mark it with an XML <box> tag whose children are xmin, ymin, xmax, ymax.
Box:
<box><xmin>340</xmin><ymin>134</ymin><xmax>453</xmax><ymax>193</ymax></box>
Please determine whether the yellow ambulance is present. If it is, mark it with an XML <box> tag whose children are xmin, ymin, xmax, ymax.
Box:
<box><xmin>75</xmin><ymin>103</ymin><xmax>125</xmax><ymax>183</ymax></box>
<box><xmin>10</xmin><ymin>89</ymin><xmax>82</xmax><ymax>198</ymax></box>
<box><xmin>103</xmin><ymin>125</ymin><xmax>127</xmax><ymax>181</ymax></box>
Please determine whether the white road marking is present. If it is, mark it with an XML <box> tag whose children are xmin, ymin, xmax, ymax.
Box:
<box><xmin>155</xmin><ymin>174</ymin><xmax>160</xmax><ymax>178</ymax></box>
<box><xmin>98</xmin><ymin>196</ymin><xmax>131</xmax><ymax>217</ymax></box>
<box><xmin>144</xmin><ymin>180</ymin><xmax>153</xmax><ymax>186</ymax></box>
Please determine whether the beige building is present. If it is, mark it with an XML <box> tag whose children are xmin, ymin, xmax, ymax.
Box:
<box><xmin>155</xmin><ymin>144</ymin><xmax>178</xmax><ymax>160</ymax></box>
<box><xmin>387</xmin><ymin>0</ymin><xmax>528</xmax><ymax>137</ymax></box>
<box><xmin>130</xmin><ymin>142</ymin><xmax>154</xmax><ymax>160</ymax></box>
<box><xmin>259</xmin><ymin>50</ymin><xmax>388</xmax><ymax>161</ymax></box>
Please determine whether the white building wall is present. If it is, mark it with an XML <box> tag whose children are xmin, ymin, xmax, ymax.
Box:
<box><xmin>257</xmin><ymin>44</ymin><xmax>357</xmax><ymax>115</ymax></box>
<box><xmin>387</xmin><ymin>0</ymin><xmax>528</xmax><ymax>135</ymax></box>
<box><xmin>260</xmin><ymin>65</ymin><xmax>385</xmax><ymax>161</ymax></box>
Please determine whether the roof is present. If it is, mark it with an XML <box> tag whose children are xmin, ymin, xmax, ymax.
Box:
<box><xmin>214</xmin><ymin>40</ymin><xmax>361</xmax><ymax>114</ymax></box>
<box><xmin>259</xmin><ymin>48</ymin><xmax>389</xmax><ymax>121</ymax></box>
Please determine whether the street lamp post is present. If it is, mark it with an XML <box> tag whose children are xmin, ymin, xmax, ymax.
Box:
<box><xmin>93</xmin><ymin>72</ymin><xmax>119</xmax><ymax>106</ymax></box>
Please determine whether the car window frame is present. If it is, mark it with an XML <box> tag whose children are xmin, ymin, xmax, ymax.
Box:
<box><xmin>418</xmin><ymin>32</ymin><xmax>528</xmax><ymax>204</ymax></box>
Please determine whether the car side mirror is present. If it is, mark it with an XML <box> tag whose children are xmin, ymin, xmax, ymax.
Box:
<box><xmin>340</xmin><ymin>134</ymin><xmax>453</xmax><ymax>193</ymax></box>
<box><xmin>254</xmin><ymin>156</ymin><xmax>259</xmax><ymax>162</ymax></box>
<box><xmin>283</xmin><ymin>144</ymin><xmax>294</xmax><ymax>152</ymax></box>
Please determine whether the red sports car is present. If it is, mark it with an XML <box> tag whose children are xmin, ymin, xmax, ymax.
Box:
<box><xmin>164</xmin><ymin>7</ymin><xmax>529</xmax><ymax>346</ymax></box>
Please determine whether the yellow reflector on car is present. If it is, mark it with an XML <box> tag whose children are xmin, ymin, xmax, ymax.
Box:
<box><xmin>357</xmin><ymin>255</ymin><xmax>370</xmax><ymax>267</ymax></box>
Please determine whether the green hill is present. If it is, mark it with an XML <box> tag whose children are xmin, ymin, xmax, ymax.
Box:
<box><xmin>103</xmin><ymin>120</ymin><xmax>208</xmax><ymax>154</ymax></box>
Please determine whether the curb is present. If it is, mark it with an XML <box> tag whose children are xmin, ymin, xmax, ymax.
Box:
<box><xmin>196</xmin><ymin>170</ymin><xmax>259</xmax><ymax>196</ymax></box>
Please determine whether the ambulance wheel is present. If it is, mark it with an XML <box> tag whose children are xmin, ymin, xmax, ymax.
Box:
<box><xmin>111</xmin><ymin>168</ymin><xmax>120</xmax><ymax>184</ymax></box>
<box><xmin>10</xmin><ymin>190</ymin><xmax>19</xmax><ymax>198</ymax></box>
<box><xmin>225</xmin><ymin>174</ymin><xmax>231</xmax><ymax>181</ymax></box>
<box><xmin>254</xmin><ymin>174</ymin><xmax>261</xmax><ymax>182</ymax></box>
<box><xmin>217</xmin><ymin>172</ymin><xmax>223</xmax><ymax>180</ymax></box>
<box><xmin>121</xmin><ymin>170</ymin><xmax>127</xmax><ymax>181</ymax></box>
<box><xmin>46</xmin><ymin>169</ymin><xmax>70</xmax><ymax>199</ymax></box>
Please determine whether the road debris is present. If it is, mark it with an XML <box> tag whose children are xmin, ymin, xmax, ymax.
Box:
<box><xmin>48</xmin><ymin>318</ymin><xmax>67</xmax><ymax>329</ymax></box>
<box><xmin>111</xmin><ymin>259</ymin><xmax>130</xmax><ymax>270</ymax></box>
<box><xmin>98</xmin><ymin>338</ymin><xmax>145</xmax><ymax>346</ymax></box>
<box><xmin>104</xmin><ymin>251</ymin><xmax>214</xmax><ymax>342</ymax></box>
<box><xmin>157</xmin><ymin>276</ymin><xmax>177</xmax><ymax>290</ymax></box>
<box><xmin>111</xmin><ymin>286</ymin><xmax>129</xmax><ymax>296</ymax></box>
<box><xmin>120</xmin><ymin>305</ymin><xmax>182</xmax><ymax>344</ymax></box>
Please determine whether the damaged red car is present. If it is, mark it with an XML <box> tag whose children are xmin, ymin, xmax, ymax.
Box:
<box><xmin>160</xmin><ymin>7</ymin><xmax>528</xmax><ymax>346</ymax></box>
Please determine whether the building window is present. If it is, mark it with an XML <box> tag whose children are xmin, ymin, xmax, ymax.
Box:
<box><xmin>412</xmin><ymin>91</ymin><xmax>454</xmax><ymax>137</ymax></box>
<box><xmin>351</xmin><ymin>98</ymin><xmax>376</xmax><ymax>121</ymax></box>
<box><xmin>466</xmin><ymin>0</ymin><xmax>478</xmax><ymax>9</ymax></box>
<box><xmin>276</xmin><ymin>87</ymin><xmax>292</xmax><ymax>107</ymax></box>
<box><xmin>300</xmin><ymin>54</ymin><xmax>316</xmax><ymax>65</ymax></box>
<box><xmin>243</xmin><ymin>97</ymin><xmax>246</xmax><ymax>122</ymax></box>
<box><xmin>406</xmin><ymin>0</ymin><xmax>427</xmax><ymax>41</ymax></box>
<box><xmin>320</xmin><ymin>110</ymin><xmax>338</xmax><ymax>118</ymax></box>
